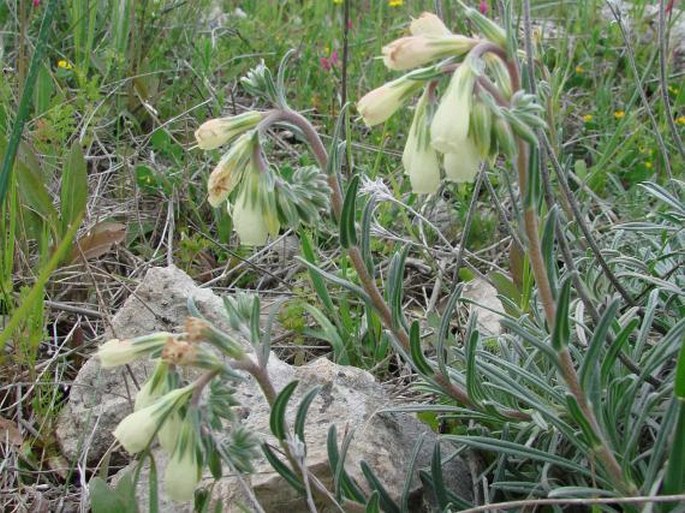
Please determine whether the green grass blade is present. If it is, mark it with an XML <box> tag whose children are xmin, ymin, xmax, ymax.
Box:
<box><xmin>340</xmin><ymin>174</ymin><xmax>360</xmax><ymax>248</ymax></box>
<box><xmin>0</xmin><ymin>0</ymin><xmax>56</xmax><ymax>207</ymax></box>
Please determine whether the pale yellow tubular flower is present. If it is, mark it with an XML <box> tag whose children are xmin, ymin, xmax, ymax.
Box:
<box><xmin>382</xmin><ymin>35</ymin><xmax>477</xmax><ymax>71</ymax></box>
<box><xmin>443</xmin><ymin>137</ymin><xmax>481</xmax><ymax>183</ymax></box>
<box><xmin>113</xmin><ymin>386</ymin><xmax>192</xmax><ymax>454</ymax></box>
<box><xmin>402</xmin><ymin>89</ymin><xmax>441</xmax><ymax>194</ymax></box>
<box><xmin>410</xmin><ymin>12</ymin><xmax>451</xmax><ymax>36</ymax></box>
<box><xmin>207</xmin><ymin>131</ymin><xmax>256</xmax><ymax>207</ymax></box>
<box><xmin>430</xmin><ymin>63</ymin><xmax>476</xmax><ymax>154</ymax></box>
<box><xmin>164</xmin><ymin>414</ymin><xmax>202</xmax><ymax>502</ymax></box>
<box><xmin>231</xmin><ymin>174</ymin><xmax>280</xmax><ymax>246</ymax></box>
<box><xmin>98</xmin><ymin>333</ymin><xmax>172</xmax><ymax>369</ymax></box>
<box><xmin>357</xmin><ymin>77</ymin><xmax>421</xmax><ymax>127</ymax></box>
<box><xmin>158</xmin><ymin>412</ymin><xmax>183</xmax><ymax>454</ymax></box>
<box><xmin>194</xmin><ymin>111</ymin><xmax>262</xmax><ymax>150</ymax></box>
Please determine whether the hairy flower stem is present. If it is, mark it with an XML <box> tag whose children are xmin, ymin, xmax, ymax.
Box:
<box><xmin>510</xmin><ymin>14</ymin><xmax>636</xmax><ymax>492</ymax></box>
<box><xmin>259</xmin><ymin>109</ymin><xmax>483</xmax><ymax>409</ymax></box>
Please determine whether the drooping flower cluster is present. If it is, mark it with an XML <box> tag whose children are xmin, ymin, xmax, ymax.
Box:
<box><xmin>98</xmin><ymin>321</ymin><xmax>245</xmax><ymax>502</ymax></box>
<box><xmin>357</xmin><ymin>11</ymin><xmax>531</xmax><ymax>194</ymax></box>
<box><xmin>195</xmin><ymin>112</ymin><xmax>280</xmax><ymax>246</ymax></box>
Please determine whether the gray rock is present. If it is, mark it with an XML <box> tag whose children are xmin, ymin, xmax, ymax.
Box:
<box><xmin>59</xmin><ymin>266</ymin><xmax>472</xmax><ymax>511</ymax></box>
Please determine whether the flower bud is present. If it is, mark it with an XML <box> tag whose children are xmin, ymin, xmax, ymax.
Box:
<box><xmin>470</xmin><ymin>101</ymin><xmax>492</xmax><ymax>158</ymax></box>
<box><xmin>464</xmin><ymin>6</ymin><xmax>507</xmax><ymax>47</ymax></box>
<box><xmin>164</xmin><ymin>412</ymin><xmax>202</xmax><ymax>502</ymax></box>
<box><xmin>382</xmin><ymin>35</ymin><xmax>477</xmax><ymax>71</ymax></box>
<box><xmin>443</xmin><ymin>137</ymin><xmax>481</xmax><ymax>183</ymax></box>
<box><xmin>194</xmin><ymin>111</ymin><xmax>262</xmax><ymax>150</ymax></box>
<box><xmin>410</xmin><ymin>12</ymin><xmax>451</xmax><ymax>36</ymax></box>
<box><xmin>357</xmin><ymin>77</ymin><xmax>422</xmax><ymax>127</ymax></box>
<box><xmin>113</xmin><ymin>386</ymin><xmax>192</xmax><ymax>454</ymax></box>
<box><xmin>207</xmin><ymin>131</ymin><xmax>257</xmax><ymax>207</ymax></box>
<box><xmin>134</xmin><ymin>360</ymin><xmax>171</xmax><ymax>411</ymax></box>
<box><xmin>484</xmin><ymin>54</ymin><xmax>512</xmax><ymax>99</ymax></box>
<box><xmin>492</xmin><ymin>117</ymin><xmax>517</xmax><ymax>159</ymax></box>
<box><xmin>98</xmin><ymin>333</ymin><xmax>172</xmax><ymax>369</ymax></box>
<box><xmin>402</xmin><ymin>89</ymin><xmax>441</xmax><ymax>194</ymax></box>
<box><xmin>430</xmin><ymin>64</ymin><xmax>476</xmax><ymax>154</ymax></box>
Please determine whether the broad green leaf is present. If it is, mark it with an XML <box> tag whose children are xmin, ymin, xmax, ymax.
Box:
<box><xmin>33</xmin><ymin>64</ymin><xmax>54</xmax><ymax>116</ymax></box>
<box><xmin>90</xmin><ymin>472</ymin><xmax>139</xmax><ymax>513</ymax></box>
<box><xmin>270</xmin><ymin>381</ymin><xmax>298</xmax><ymax>441</ymax></box>
<box><xmin>15</xmin><ymin>142</ymin><xmax>58</xmax><ymax>227</ymax></box>
<box><xmin>60</xmin><ymin>141</ymin><xmax>88</xmax><ymax>236</ymax></box>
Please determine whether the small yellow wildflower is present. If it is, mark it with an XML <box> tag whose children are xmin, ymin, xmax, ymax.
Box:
<box><xmin>575</xmin><ymin>65</ymin><xmax>584</xmax><ymax>74</ymax></box>
<box><xmin>57</xmin><ymin>59</ymin><xmax>72</xmax><ymax>70</ymax></box>
<box><xmin>668</xmin><ymin>85</ymin><xmax>678</xmax><ymax>94</ymax></box>
<box><xmin>333</xmin><ymin>0</ymin><xmax>343</xmax><ymax>4</ymax></box>
<box><xmin>645</xmin><ymin>161</ymin><xmax>653</xmax><ymax>169</ymax></box>
<box><xmin>388</xmin><ymin>0</ymin><xmax>404</xmax><ymax>6</ymax></box>
<box><xmin>582</xmin><ymin>114</ymin><xmax>593</xmax><ymax>123</ymax></box>
<box><xmin>614</xmin><ymin>110</ymin><xmax>625</xmax><ymax>120</ymax></box>
<box><xmin>676</xmin><ymin>116</ymin><xmax>685</xmax><ymax>126</ymax></box>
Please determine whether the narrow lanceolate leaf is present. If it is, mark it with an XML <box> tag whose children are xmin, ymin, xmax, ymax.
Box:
<box><xmin>296</xmin><ymin>257</ymin><xmax>372</xmax><ymax>303</ymax></box>
<box><xmin>409</xmin><ymin>321</ymin><xmax>433</xmax><ymax>377</ymax></box>
<box><xmin>430</xmin><ymin>442</ymin><xmax>449</xmax><ymax>511</ymax></box>
<box><xmin>400</xmin><ymin>434</ymin><xmax>425</xmax><ymax>513</ymax></box>
<box><xmin>294</xmin><ymin>386</ymin><xmax>321</xmax><ymax>445</ymax></box>
<box><xmin>579</xmin><ymin>299</ymin><xmax>620</xmax><ymax>392</ymax></box>
<box><xmin>600</xmin><ymin>318</ymin><xmax>638</xmax><ymax>384</ymax></box>
<box><xmin>360</xmin><ymin>196</ymin><xmax>376</xmax><ymax>275</ymax></box>
<box><xmin>339</xmin><ymin>174</ymin><xmax>360</xmax><ymax>248</ymax></box>
<box><xmin>552</xmin><ymin>277</ymin><xmax>572</xmax><ymax>351</ymax></box>
<box><xmin>465</xmin><ymin>316</ymin><xmax>485</xmax><ymax>405</ymax></box>
<box><xmin>386</xmin><ymin>246</ymin><xmax>409</xmax><ymax>330</ymax></box>
<box><xmin>565</xmin><ymin>395</ymin><xmax>600</xmax><ymax>447</ymax></box>
<box><xmin>437</xmin><ymin>284</ymin><xmax>464</xmax><ymax>377</ymax></box>
<box><xmin>270</xmin><ymin>381</ymin><xmax>298</xmax><ymax>441</ymax></box>
<box><xmin>663</xmin><ymin>340</ymin><xmax>685</xmax><ymax>502</ymax></box>
<box><xmin>300</xmin><ymin>231</ymin><xmax>335</xmax><ymax>313</ymax></box>
<box><xmin>365</xmin><ymin>491</ymin><xmax>381</xmax><ymax>513</ymax></box>
<box><xmin>262</xmin><ymin>443</ymin><xmax>304</xmax><ymax>494</ymax></box>
<box><xmin>360</xmin><ymin>461</ymin><xmax>400</xmax><ymax>513</ymax></box>
<box><xmin>541</xmin><ymin>205</ymin><xmax>559</xmax><ymax>297</ymax></box>
<box><xmin>662</xmin><ymin>404</ymin><xmax>685</xmax><ymax>506</ymax></box>
<box><xmin>327</xmin><ymin>425</ymin><xmax>366</xmax><ymax>503</ymax></box>
<box><xmin>61</xmin><ymin>141</ymin><xmax>88</xmax><ymax>236</ymax></box>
